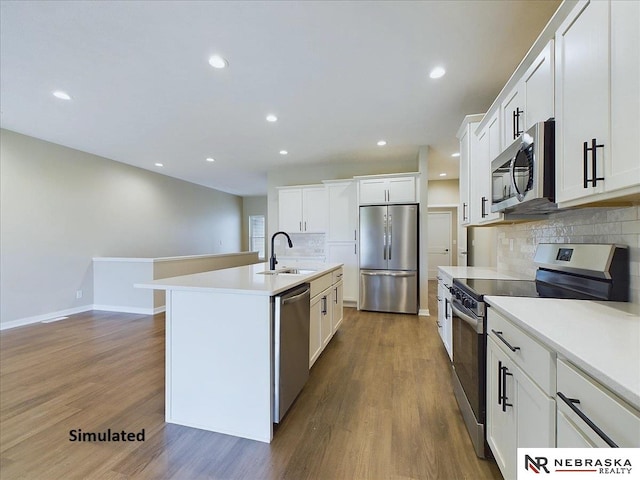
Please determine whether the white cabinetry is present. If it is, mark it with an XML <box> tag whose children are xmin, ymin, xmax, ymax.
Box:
<box><xmin>436</xmin><ymin>268</ymin><xmax>453</xmax><ymax>361</ymax></box>
<box><xmin>278</xmin><ymin>186</ymin><xmax>327</xmax><ymax>233</ymax></box>
<box><xmin>325</xmin><ymin>180</ymin><xmax>358</xmax><ymax>304</ymax></box>
<box><xmin>358</xmin><ymin>175</ymin><xmax>418</xmax><ymax>204</ymax></box>
<box><xmin>309</xmin><ymin>268</ymin><xmax>344</xmax><ymax>368</ymax></box>
<box><xmin>486</xmin><ymin>308</ymin><xmax>555</xmax><ymax>480</ymax></box>
<box><xmin>555</xmin><ymin>0</ymin><xmax>640</xmax><ymax>207</ymax></box>
<box><xmin>556</xmin><ymin>358</ymin><xmax>640</xmax><ymax>448</ymax></box>
<box><xmin>457</xmin><ymin>115</ymin><xmax>484</xmax><ymax>226</ymax></box>
<box><xmin>475</xmin><ymin>111</ymin><xmax>503</xmax><ymax>224</ymax></box>
<box><xmin>500</xmin><ymin>40</ymin><xmax>554</xmax><ymax>149</ymax></box>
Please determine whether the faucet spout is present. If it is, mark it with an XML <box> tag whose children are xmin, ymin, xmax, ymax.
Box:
<box><xmin>270</xmin><ymin>231</ymin><xmax>293</xmax><ymax>270</ymax></box>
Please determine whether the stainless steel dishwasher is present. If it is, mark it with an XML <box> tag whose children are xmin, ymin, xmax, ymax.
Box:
<box><xmin>273</xmin><ymin>283</ymin><xmax>310</xmax><ymax>423</ymax></box>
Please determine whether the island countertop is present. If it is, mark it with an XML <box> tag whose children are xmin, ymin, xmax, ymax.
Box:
<box><xmin>136</xmin><ymin>261</ymin><xmax>343</xmax><ymax>296</ymax></box>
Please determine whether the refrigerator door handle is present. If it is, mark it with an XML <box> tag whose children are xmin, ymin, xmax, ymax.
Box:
<box><xmin>387</xmin><ymin>214</ymin><xmax>393</xmax><ymax>260</ymax></box>
<box><xmin>361</xmin><ymin>271</ymin><xmax>415</xmax><ymax>277</ymax></box>
<box><xmin>383</xmin><ymin>214</ymin><xmax>387</xmax><ymax>260</ymax></box>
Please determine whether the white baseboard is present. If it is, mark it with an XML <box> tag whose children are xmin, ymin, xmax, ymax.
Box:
<box><xmin>1</xmin><ymin>304</ymin><xmax>166</xmax><ymax>331</ymax></box>
<box><xmin>0</xmin><ymin>305</ymin><xmax>93</xmax><ymax>331</ymax></box>
<box><xmin>418</xmin><ymin>308</ymin><xmax>430</xmax><ymax>317</ymax></box>
<box><xmin>92</xmin><ymin>304</ymin><xmax>165</xmax><ymax>315</ymax></box>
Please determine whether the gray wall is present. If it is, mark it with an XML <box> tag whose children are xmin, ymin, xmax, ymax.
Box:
<box><xmin>0</xmin><ymin>129</ymin><xmax>243</xmax><ymax>325</ymax></box>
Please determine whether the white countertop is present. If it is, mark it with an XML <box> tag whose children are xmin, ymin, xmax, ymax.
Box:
<box><xmin>136</xmin><ymin>261</ymin><xmax>342</xmax><ymax>296</ymax></box>
<box><xmin>94</xmin><ymin>251</ymin><xmax>257</xmax><ymax>263</ymax></box>
<box><xmin>439</xmin><ymin>266</ymin><xmax>525</xmax><ymax>280</ymax></box>
<box><xmin>485</xmin><ymin>296</ymin><xmax>640</xmax><ymax>410</ymax></box>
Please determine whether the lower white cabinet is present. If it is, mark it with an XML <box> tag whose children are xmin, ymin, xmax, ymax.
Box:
<box><xmin>486</xmin><ymin>309</ymin><xmax>555</xmax><ymax>480</ymax></box>
<box><xmin>436</xmin><ymin>269</ymin><xmax>453</xmax><ymax>360</ymax></box>
<box><xmin>309</xmin><ymin>268</ymin><xmax>344</xmax><ymax>368</ymax></box>
<box><xmin>327</xmin><ymin>243</ymin><xmax>357</xmax><ymax>303</ymax></box>
<box><xmin>556</xmin><ymin>358</ymin><xmax>640</xmax><ymax>448</ymax></box>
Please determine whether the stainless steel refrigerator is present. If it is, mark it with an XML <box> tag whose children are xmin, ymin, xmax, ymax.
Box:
<box><xmin>359</xmin><ymin>204</ymin><xmax>418</xmax><ymax>314</ymax></box>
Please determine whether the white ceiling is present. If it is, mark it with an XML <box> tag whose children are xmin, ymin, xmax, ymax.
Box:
<box><xmin>0</xmin><ymin>0</ymin><xmax>560</xmax><ymax>196</ymax></box>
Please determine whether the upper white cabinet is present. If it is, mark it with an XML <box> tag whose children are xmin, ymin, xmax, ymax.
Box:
<box><xmin>555</xmin><ymin>0</ymin><xmax>640</xmax><ymax>207</ymax></box>
<box><xmin>457</xmin><ymin>115</ymin><xmax>483</xmax><ymax>226</ymax></box>
<box><xmin>325</xmin><ymin>180</ymin><xmax>357</xmax><ymax>242</ymax></box>
<box><xmin>501</xmin><ymin>40</ymin><xmax>555</xmax><ymax>150</ymax></box>
<box><xmin>358</xmin><ymin>175</ymin><xmax>418</xmax><ymax>204</ymax></box>
<box><xmin>278</xmin><ymin>186</ymin><xmax>327</xmax><ymax>233</ymax></box>
<box><xmin>475</xmin><ymin>111</ymin><xmax>504</xmax><ymax>224</ymax></box>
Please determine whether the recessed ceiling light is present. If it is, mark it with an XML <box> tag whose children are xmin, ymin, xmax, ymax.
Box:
<box><xmin>429</xmin><ymin>66</ymin><xmax>446</xmax><ymax>79</ymax></box>
<box><xmin>52</xmin><ymin>90</ymin><xmax>71</xmax><ymax>100</ymax></box>
<box><xmin>154</xmin><ymin>163</ymin><xmax>164</xmax><ymax>167</ymax></box>
<box><xmin>266</xmin><ymin>114</ymin><xmax>278</xmax><ymax>122</ymax></box>
<box><xmin>439</xmin><ymin>173</ymin><xmax>447</xmax><ymax>177</ymax></box>
<box><xmin>377</xmin><ymin>140</ymin><xmax>387</xmax><ymax>146</ymax></box>
<box><xmin>206</xmin><ymin>157</ymin><xmax>215</xmax><ymax>162</ymax></box>
<box><xmin>208</xmin><ymin>55</ymin><xmax>228</xmax><ymax>69</ymax></box>
<box><xmin>451</xmin><ymin>152</ymin><xmax>460</xmax><ymax>157</ymax></box>
<box><xmin>279</xmin><ymin>150</ymin><xmax>288</xmax><ymax>155</ymax></box>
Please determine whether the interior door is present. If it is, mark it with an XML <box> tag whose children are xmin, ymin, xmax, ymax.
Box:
<box><xmin>427</xmin><ymin>211</ymin><xmax>452</xmax><ymax>279</ymax></box>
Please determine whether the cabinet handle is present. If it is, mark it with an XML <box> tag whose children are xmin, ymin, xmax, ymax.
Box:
<box><xmin>557</xmin><ymin>392</ymin><xmax>618</xmax><ymax>448</ymax></box>
<box><xmin>299</xmin><ymin>221</ymin><xmax>302</xmax><ymax>232</ymax></box>
<box><xmin>497</xmin><ymin>360</ymin><xmax>503</xmax><ymax>406</ymax></box>
<box><xmin>436</xmin><ymin>295</ymin><xmax>442</xmax><ymax>301</ymax></box>
<box><xmin>501</xmin><ymin>365</ymin><xmax>513</xmax><ymax>412</ymax></box>
<box><xmin>354</xmin><ymin>244</ymin><xmax>357</xmax><ymax>255</ymax></box>
<box><xmin>354</xmin><ymin>229</ymin><xmax>357</xmax><ymax>241</ymax></box>
<box><xmin>515</xmin><ymin>107</ymin><xmax>523</xmax><ymax>137</ymax></box>
<box><xmin>463</xmin><ymin>202</ymin><xmax>468</xmax><ymax>221</ymax></box>
<box><xmin>436</xmin><ymin>321</ymin><xmax>442</xmax><ymax>328</ymax></box>
<box><xmin>491</xmin><ymin>329</ymin><xmax>520</xmax><ymax>352</ymax></box>
<box><xmin>512</xmin><ymin>110</ymin><xmax>517</xmax><ymax>140</ymax></box>
<box><xmin>444</xmin><ymin>298</ymin><xmax>450</xmax><ymax>320</ymax></box>
<box><xmin>304</xmin><ymin>221</ymin><xmax>307</xmax><ymax>231</ymax></box>
<box><xmin>481</xmin><ymin>196</ymin><xmax>488</xmax><ymax>218</ymax></box>
<box><xmin>334</xmin><ymin>288</ymin><xmax>338</xmax><ymax>304</ymax></box>
<box><xmin>321</xmin><ymin>296</ymin><xmax>327</xmax><ymax>315</ymax></box>
<box><xmin>583</xmin><ymin>138</ymin><xmax>605</xmax><ymax>188</ymax></box>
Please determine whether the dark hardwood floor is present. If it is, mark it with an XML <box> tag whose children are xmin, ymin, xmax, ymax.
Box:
<box><xmin>0</xmin><ymin>281</ymin><xmax>502</xmax><ymax>479</ymax></box>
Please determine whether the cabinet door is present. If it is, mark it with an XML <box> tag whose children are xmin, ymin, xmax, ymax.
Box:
<box><xmin>475</xmin><ymin>126</ymin><xmax>489</xmax><ymax>224</ymax></box>
<box><xmin>327</xmin><ymin>243</ymin><xmax>358</xmax><ymax>303</ymax></box>
<box><xmin>516</xmin><ymin>363</ymin><xmax>555</xmax><ymax>450</ymax></box>
<box><xmin>436</xmin><ymin>280</ymin><xmax>446</xmax><ymax>345</ymax></box>
<box><xmin>309</xmin><ymin>295</ymin><xmax>323</xmax><ymax>368</ymax></box>
<box><xmin>556</xmin><ymin>0</ymin><xmax>610</xmax><ymax>203</ymax></box>
<box><xmin>459</xmin><ymin>126</ymin><xmax>472</xmax><ymax>226</ymax></box>
<box><xmin>523</xmin><ymin>40</ymin><xmax>554</xmax><ymax>129</ymax></box>
<box><xmin>302</xmin><ymin>187</ymin><xmax>327</xmax><ymax>232</ymax></box>
<box><xmin>501</xmin><ymin>84</ymin><xmax>525</xmax><ymax>147</ymax></box>
<box><xmin>332</xmin><ymin>281</ymin><xmax>344</xmax><ymax>333</ymax></box>
<box><xmin>486</xmin><ymin>338</ymin><xmax>517</xmax><ymax>480</ymax></box>
<box><xmin>278</xmin><ymin>189</ymin><xmax>303</xmax><ymax>232</ymax></box>
<box><xmin>359</xmin><ymin>179</ymin><xmax>387</xmax><ymax>204</ymax></box>
<box><xmin>609</xmin><ymin>0</ymin><xmax>640</xmax><ymax>193</ymax></box>
<box><xmin>557</xmin><ymin>410</ymin><xmax>596</xmax><ymax>448</ymax></box>
<box><xmin>327</xmin><ymin>182</ymin><xmax>356</xmax><ymax>242</ymax></box>
<box><xmin>387</xmin><ymin>177</ymin><xmax>416</xmax><ymax>203</ymax></box>
<box><xmin>320</xmin><ymin>292</ymin><xmax>332</xmax><ymax>348</ymax></box>
<box><xmin>443</xmin><ymin>294</ymin><xmax>453</xmax><ymax>361</ymax></box>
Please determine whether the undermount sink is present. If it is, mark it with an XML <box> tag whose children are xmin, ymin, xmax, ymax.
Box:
<box><xmin>258</xmin><ymin>268</ymin><xmax>317</xmax><ymax>275</ymax></box>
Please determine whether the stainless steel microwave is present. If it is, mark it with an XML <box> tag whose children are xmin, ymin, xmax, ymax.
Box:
<box><xmin>490</xmin><ymin>119</ymin><xmax>556</xmax><ymax>214</ymax></box>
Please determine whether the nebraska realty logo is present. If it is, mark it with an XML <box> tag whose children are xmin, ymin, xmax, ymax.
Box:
<box><xmin>518</xmin><ymin>449</ymin><xmax>639</xmax><ymax>479</ymax></box>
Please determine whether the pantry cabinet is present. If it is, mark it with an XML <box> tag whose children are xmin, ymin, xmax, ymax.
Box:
<box><xmin>555</xmin><ymin>0</ymin><xmax>640</xmax><ymax>206</ymax></box>
<box><xmin>457</xmin><ymin>115</ymin><xmax>483</xmax><ymax>226</ymax></box>
<box><xmin>278</xmin><ymin>186</ymin><xmax>327</xmax><ymax>233</ymax></box>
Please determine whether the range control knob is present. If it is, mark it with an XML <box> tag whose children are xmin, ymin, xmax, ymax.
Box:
<box><xmin>449</xmin><ymin>286</ymin><xmax>455</xmax><ymax>295</ymax></box>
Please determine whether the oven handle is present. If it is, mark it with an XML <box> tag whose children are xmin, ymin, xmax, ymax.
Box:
<box><xmin>451</xmin><ymin>300</ymin><xmax>483</xmax><ymax>334</ymax></box>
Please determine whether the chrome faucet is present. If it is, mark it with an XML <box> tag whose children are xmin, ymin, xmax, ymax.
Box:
<box><xmin>270</xmin><ymin>231</ymin><xmax>293</xmax><ymax>270</ymax></box>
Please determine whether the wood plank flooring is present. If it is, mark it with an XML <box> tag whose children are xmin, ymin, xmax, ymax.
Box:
<box><xmin>0</xmin><ymin>282</ymin><xmax>502</xmax><ymax>479</ymax></box>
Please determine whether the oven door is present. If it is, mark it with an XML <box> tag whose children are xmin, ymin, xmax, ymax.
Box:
<box><xmin>452</xmin><ymin>299</ymin><xmax>485</xmax><ymax>424</ymax></box>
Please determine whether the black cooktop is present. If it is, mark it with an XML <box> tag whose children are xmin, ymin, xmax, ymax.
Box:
<box><xmin>454</xmin><ymin>278</ymin><xmax>598</xmax><ymax>301</ymax></box>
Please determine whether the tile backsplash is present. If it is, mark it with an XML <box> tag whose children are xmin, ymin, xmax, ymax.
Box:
<box><xmin>496</xmin><ymin>205</ymin><xmax>640</xmax><ymax>304</ymax></box>
<box><xmin>274</xmin><ymin>233</ymin><xmax>326</xmax><ymax>261</ymax></box>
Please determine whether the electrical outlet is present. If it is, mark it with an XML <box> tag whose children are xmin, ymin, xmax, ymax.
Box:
<box><xmin>76</xmin><ymin>290</ymin><xmax>83</xmax><ymax>299</ymax></box>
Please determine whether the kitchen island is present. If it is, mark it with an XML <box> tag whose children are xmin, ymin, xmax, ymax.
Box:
<box><xmin>136</xmin><ymin>262</ymin><xmax>342</xmax><ymax>443</ymax></box>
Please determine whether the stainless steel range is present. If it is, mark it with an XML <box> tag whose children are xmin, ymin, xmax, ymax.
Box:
<box><xmin>450</xmin><ymin>243</ymin><xmax>629</xmax><ymax>458</ymax></box>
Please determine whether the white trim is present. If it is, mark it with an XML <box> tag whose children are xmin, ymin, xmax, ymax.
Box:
<box><xmin>92</xmin><ymin>305</ymin><xmax>165</xmax><ymax>315</ymax></box>
<box><xmin>92</xmin><ymin>251</ymin><xmax>258</xmax><ymax>263</ymax></box>
<box><xmin>353</xmin><ymin>171</ymin><xmax>420</xmax><ymax>180</ymax></box>
<box><xmin>418</xmin><ymin>308</ymin><xmax>430</xmax><ymax>317</ymax></box>
<box><xmin>427</xmin><ymin>203</ymin><xmax>459</xmax><ymax>208</ymax></box>
<box><xmin>0</xmin><ymin>305</ymin><xmax>92</xmax><ymax>330</ymax></box>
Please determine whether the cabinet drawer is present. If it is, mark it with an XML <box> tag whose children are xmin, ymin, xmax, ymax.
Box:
<box><xmin>487</xmin><ymin>308</ymin><xmax>555</xmax><ymax>396</ymax></box>
<box><xmin>557</xmin><ymin>358</ymin><xmax>640</xmax><ymax>448</ymax></box>
<box><xmin>310</xmin><ymin>273</ymin><xmax>332</xmax><ymax>298</ymax></box>
<box><xmin>332</xmin><ymin>268</ymin><xmax>344</xmax><ymax>284</ymax></box>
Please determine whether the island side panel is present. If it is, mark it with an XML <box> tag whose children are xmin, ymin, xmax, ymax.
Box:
<box><xmin>165</xmin><ymin>289</ymin><xmax>273</xmax><ymax>442</ymax></box>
